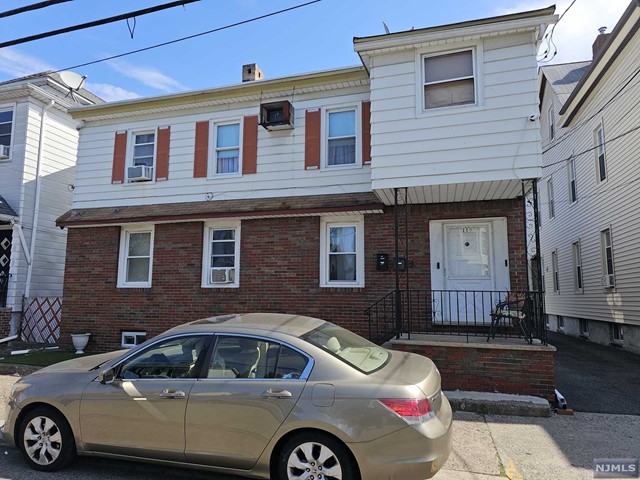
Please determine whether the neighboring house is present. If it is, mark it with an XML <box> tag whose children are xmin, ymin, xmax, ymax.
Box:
<box><xmin>57</xmin><ymin>7</ymin><xmax>556</xmax><ymax>352</ymax></box>
<box><xmin>0</xmin><ymin>72</ymin><xmax>102</xmax><ymax>339</ymax></box>
<box><xmin>538</xmin><ymin>1</ymin><xmax>640</xmax><ymax>354</ymax></box>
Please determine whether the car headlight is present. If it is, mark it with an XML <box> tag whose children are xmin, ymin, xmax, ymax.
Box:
<box><xmin>9</xmin><ymin>382</ymin><xmax>30</xmax><ymax>400</ymax></box>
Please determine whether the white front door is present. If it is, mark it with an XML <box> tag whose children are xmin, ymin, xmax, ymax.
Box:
<box><xmin>430</xmin><ymin>218</ymin><xmax>510</xmax><ymax>324</ymax></box>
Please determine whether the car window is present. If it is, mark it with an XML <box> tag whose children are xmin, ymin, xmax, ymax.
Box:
<box><xmin>301</xmin><ymin>322</ymin><xmax>389</xmax><ymax>373</ymax></box>
<box><xmin>119</xmin><ymin>335</ymin><xmax>208</xmax><ymax>379</ymax></box>
<box><xmin>207</xmin><ymin>336</ymin><xmax>308</xmax><ymax>380</ymax></box>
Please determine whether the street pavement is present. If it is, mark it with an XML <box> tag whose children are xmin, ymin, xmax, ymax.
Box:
<box><xmin>549</xmin><ymin>331</ymin><xmax>640</xmax><ymax>415</ymax></box>
<box><xmin>1</xmin><ymin>374</ymin><xmax>640</xmax><ymax>479</ymax></box>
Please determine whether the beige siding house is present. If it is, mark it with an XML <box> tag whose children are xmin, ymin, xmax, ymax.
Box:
<box><xmin>539</xmin><ymin>1</ymin><xmax>640</xmax><ymax>354</ymax></box>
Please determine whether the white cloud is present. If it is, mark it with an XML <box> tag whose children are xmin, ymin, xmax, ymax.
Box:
<box><xmin>86</xmin><ymin>82</ymin><xmax>140</xmax><ymax>102</ymax></box>
<box><xmin>497</xmin><ymin>0</ymin><xmax>629</xmax><ymax>64</ymax></box>
<box><xmin>0</xmin><ymin>48</ymin><xmax>54</xmax><ymax>78</ymax></box>
<box><xmin>107</xmin><ymin>60</ymin><xmax>188</xmax><ymax>92</ymax></box>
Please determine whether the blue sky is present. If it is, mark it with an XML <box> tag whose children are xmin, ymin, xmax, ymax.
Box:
<box><xmin>0</xmin><ymin>0</ymin><xmax>629</xmax><ymax>101</ymax></box>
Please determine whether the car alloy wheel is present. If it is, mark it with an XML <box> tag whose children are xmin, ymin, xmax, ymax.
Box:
<box><xmin>279</xmin><ymin>432</ymin><xmax>358</xmax><ymax>480</ymax></box>
<box><xmin>18</xmin><ymin>407</ymin><xmax>76</xmax><ymax>472</ymax></box>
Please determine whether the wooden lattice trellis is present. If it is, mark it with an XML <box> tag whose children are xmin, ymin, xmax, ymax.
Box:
<box><xmin>21</xmin><ymin>297</ymin><xmax>62</xmax><ymax>344</ymax></box>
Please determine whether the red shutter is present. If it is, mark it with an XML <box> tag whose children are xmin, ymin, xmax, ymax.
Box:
<box><xmin>305</xmin><ymin>110</ymin><xmax>321</xmax><ymax>170</ymax></box>
<box><xmin>156</xmin><ymin>126</ymin><xmax>170</xmax><ymax>181</ymax></box>
<box><xmin>362</xmin><ymin>101</ymin><xmax>371</xmax><ymax>165</ymax></box>
<box><xmin>242</xmin><ymin>115</ymin><xmax>258</xmax><ymax>175</ymax></box>
<box><xmin>194</xmin><ymin>121</ymin><xmax>209</xmax><ymax>178</ymax></box>
<box><xmin>111</xmin><ymin>131</ymin><xmax>127</xmax><ymax>184</ymax></box>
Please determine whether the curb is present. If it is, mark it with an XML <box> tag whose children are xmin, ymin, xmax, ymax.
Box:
<box><xmin>445</xmin><ymin>390</ymin><xmax>552</xmax><ymax>417</ymax></box>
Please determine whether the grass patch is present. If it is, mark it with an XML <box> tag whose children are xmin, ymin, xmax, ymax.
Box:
<box><xmin>0</xmin><ymin>350</ymin><xmax>85</xmax><ymax>366</ymax></box>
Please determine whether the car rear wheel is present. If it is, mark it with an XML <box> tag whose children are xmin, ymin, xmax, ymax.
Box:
<box><xmin>18</xmin><ymin>407</ymin><xmax>76</xmax><ymax>472</ymax></box>
<box><xmin>278</xmin><ymin>432</ymin><xmax>359</xmax><ymax>480</ymax></box>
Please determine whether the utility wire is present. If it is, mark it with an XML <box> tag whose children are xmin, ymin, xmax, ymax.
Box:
<box><xmin>0</xmin><ymin>0</ymin><xmax>200</xmax><ymax>49</ymax></box>
<box><xmin>0</xmin><ymin>0</ymin><xmax>72</xmax><ymax>19</ymax></box>
<box><xmin>48</xmin><ymin>0</ymin><xmax>322</xmax><ymax>74</ymax></box>
<box><xmin>537</xmin><ymin>0</ymin><xmax>579</xmax><ymax>63</ymax></box>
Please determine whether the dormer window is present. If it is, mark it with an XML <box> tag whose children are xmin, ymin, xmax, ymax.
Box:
<box><xmin>423</xmin><ymin>49</ymin><xmax>475</xmax><ymax>109</ymax></box>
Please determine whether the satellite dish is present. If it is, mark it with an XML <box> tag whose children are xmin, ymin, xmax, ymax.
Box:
<box><xmin>59</xmin><ymin>71</ymin><xmax>87</xmax><ymax>90</ymax></box>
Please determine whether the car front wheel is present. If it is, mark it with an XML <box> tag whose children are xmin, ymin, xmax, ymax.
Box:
<box><xmin>278</xmin><ymin>432</ymin><xmax>359</xmax><ymax>480</ymax></box>
<box><xmin>18</xmin><ymin>407</ymin><xmax>76</xmax><ymax>472</ymax></box>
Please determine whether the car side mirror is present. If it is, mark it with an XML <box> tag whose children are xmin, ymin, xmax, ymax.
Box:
<box><xmin>99</xmin><ymin>368</ymin><xmax>116</xmax><ymax>384</ymax></box>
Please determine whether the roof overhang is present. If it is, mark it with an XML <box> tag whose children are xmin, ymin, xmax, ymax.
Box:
<box><xmin>354</xmin><ymin>6</ymin><xmax>557</xmax><ymax>70</ymax></box>
<box><xmin>559</xmin><ymin>1</ymin><xmax>640</xmax><ymax>126</ymax></box>
<box><xmin>57</xmin><ymin>192</ymin><xmax>385</xmax><ymax>228</ymax></box>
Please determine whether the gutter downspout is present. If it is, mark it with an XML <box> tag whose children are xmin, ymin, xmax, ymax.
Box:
<box><xmin>24</xmin><ymin>99</ymin><xmax>54</xmax><ymax>299</ymax></box>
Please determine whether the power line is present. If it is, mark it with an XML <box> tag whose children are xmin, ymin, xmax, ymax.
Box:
<box><xmin>49</xmin><ymin>0</ymin><xmax>322</xmax><ymax>74</ymax></box>
<box><xmin>0</xmin><ymin>0</ymin><xmax>200</xmax><ymax>49</ymax></box>
<box><xmin>537</xmin><ymin>0</ymin><xmax>579</xmax><ymax>63</ymax></box>
<box><xmin>0</xmin><ymin>0</ymin><xmax>72</xmax><ymax>19</ymax></box>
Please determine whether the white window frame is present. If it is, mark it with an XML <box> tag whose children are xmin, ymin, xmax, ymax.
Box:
<box><xmin>321</xmin><ymin>105</ymin><xmax>361</xmax><ymax>169</ymax></box>
<box><xmin>121</xmin><ymin>331</ymin><xmax>147</xmax><ymax>348</ymax></box>
<box><xmin>601</xmin><ymin>227</ymin><xmax>615</xmax><ymax>277</ymax></box>
<box><xmin>551</xmin><ymin>250</ymin><xmax>559</xmax><ymax>293</ymax></box>
<box><xmin>320</xmin><ymin>215</ymin><xmax>364</xmax><ymax>288</ymax></box>
<box><xmin>201</xmin><ymin>220</ymin><xmax>241</xmax><ymax>288</ymax></box>
<box><xmin>548</xmin><ymin>105</ymin><xmax>555</xmax><ymax>140</ymax></box>
<box><xmin>572</xmin><ymin>241</ymin><xmax>583</xmax><ymax>293</ymax></box>
<box><xmin>415</xmin><ymin>45</ymin><xmax>482</xmax><ymax>114</ymax></box>
<box><xmin>568</xmin><ymin>156</ymin><xmax>577</xmax><ymax>204</ymax></box>
<box><xmin>118</xmin><ymin>225</ymin><xmax>154</xmax><ymax>288</ymax></box>
<box><xmin>0</xmin><ymin>104</ymin><xmax>16</xmax><ymax>162</ymax></box>
<box><xmin>579</xmin><ymin>318</ymin><xmax>589</xmax><ymax>338</ymax></box>
<box><xmin>547</xmin><ymin>178</ymin><xmax>555</xmax><ymax>219</ymax></box>
<box><xmin>125</xmin><ymin>130</ymin><xmax>156</xmax><ymax>183</ymax></box>
<box><xmin>209</xmin><ymin>119</ymin><xmax>242</xmax><ymax>178</ymax></box>
<box><xmin>595</xmin><ymin>124</ymin><xmax>607</xmax><ymax>183</ymax></box>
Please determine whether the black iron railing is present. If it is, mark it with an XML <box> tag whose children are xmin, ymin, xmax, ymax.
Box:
<box><xmin>365</xmin><ymin>289</ymin><xmax>546</xmax><ymax>345</ymax></box>
<box><xmin>0</xmin><ymin>272</ymin><xmax>9</xmax><ymax>308</ymax></box>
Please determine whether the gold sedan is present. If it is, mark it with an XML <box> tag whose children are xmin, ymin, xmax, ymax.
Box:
<box><xmin>2</xmin><ymin>313</ymin><xmax>452</xmax><ymax>480</ymax></box>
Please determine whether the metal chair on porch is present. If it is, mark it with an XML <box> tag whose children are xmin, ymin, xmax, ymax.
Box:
<box><xmin>487</xmin><ymin>295</ymin><xmax>533</xmax><ymax>344</ymax></box>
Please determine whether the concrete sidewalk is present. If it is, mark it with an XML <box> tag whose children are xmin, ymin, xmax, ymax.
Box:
<box><xmin>1</xmin><ymin>374</ymin><xmax>639</xmax><ymax>480</ymax></box>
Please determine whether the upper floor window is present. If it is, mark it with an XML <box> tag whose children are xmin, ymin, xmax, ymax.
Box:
<box><xmin>548</xmin><ymin>106</ymin><xmax>555</xmax><ymax>140</ymax></box>
<box><xmin>547</xmin><ymin>178</ymin><xmax>555</xmax><ymax>219</ymax></box>
<box><xmin>568</xmin><ymin>157</ymin><xmax>577</xmax><ymax>204</ymax></box>
<box><xmin>551</xmin><ymin>250</ymin><xmax>559</xmax><ymax>293</ymax></box>
<box><xmin>595</xmin><ymin>125</ymin><xmax>607</xmax><ymax>182</ymax></box>
<box><xmin>202</xmin><ymin>221</ymin><xmax>240</xmax><ymax>288</ymax></box>
<box><xmin>320</xmin><ymin>215</ymin><xmax>364</xmax><ymax>288</ymax></box>
<box><xmin>0</xmin><ymin>108</ymin><xmax>14</xmax><ymax>160</ymax></box>
<box><xmin>572</xmin><ymin>241</ymin><xmax>583</xmax><ymax>292</ymax></box>
<box><xmin>118</xmin><ymin>225</ymin><xmax>154</xmax><ymax>288</ymax></box>
<box><xmin>214</xmin><ymin>122</ymin><xmax>240</xmax><ymax>175</ymax></box>
<box><xmin>327</xmin><ymin>109</ymin><xmax>356</xmax><ymax>166</ymax></box>
<box><xmin>423</xmin><ymin>49</ymin><xmax>475</xmax><ymax>110</ymax></box>
<box><xmin>127</xmin><ymin>132</ymin><xmax>156</xmax><ymax>182</ymax></box>
<box><xmin>601</xmin><ymin>228</ymin><xmax>615</xmax><ymax>286</ymax></box>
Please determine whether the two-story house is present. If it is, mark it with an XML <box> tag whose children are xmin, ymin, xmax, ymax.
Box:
<box><xmin>0</xmin><ymin>72</ymin><xmax>102</xmax><ymax>340</ymax></box>
<box><xmin>57</xmin><ymin>7</ymin><xmax>556</xmax><ymax>356</ymax></box>
<box><xmin>538</xmin><ymin>0</ymin><xmax>640</xmax><ymax>354</ymax></box>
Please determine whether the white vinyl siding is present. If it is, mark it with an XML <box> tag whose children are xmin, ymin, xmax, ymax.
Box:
<box><xmin>201</xmin><ymin>221</ymin><xmax>240</xmax><ymax>288</ymax></box>
<box><xmin>118</xmin><ymin>226</ymin><xmax>154</xmax><ymax>288</ymax></box>
<box><xmin>320</xmin><ymin>215</ymin><xmax>364</xmax><ymax>288</ymax></box>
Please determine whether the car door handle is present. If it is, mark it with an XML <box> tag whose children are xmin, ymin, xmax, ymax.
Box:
<box><xmin>261</xmin><ymin>388</ymin><xmax>292</xmax><ymax>399</ymax></box>
<box><xmin>158</xmin><ymin>389</ymin><xmax>186</xmax><ymax>399</ymax></box>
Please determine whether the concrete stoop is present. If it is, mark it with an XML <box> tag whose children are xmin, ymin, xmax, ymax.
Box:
<box><xmin>445</xmin><ymin>390</ymin><xmax>551</xmax><ymax>417</ymax></box>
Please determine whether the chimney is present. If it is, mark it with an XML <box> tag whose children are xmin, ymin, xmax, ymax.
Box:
<box><xmin>242</xmin><ymin>63</ymin><xmax>264</xmax><ymax>83</ymax></box>
<box><xmin>592</xmin><ymin>27</ymin><xmax>610</xmax><ymax>59</ymax></box>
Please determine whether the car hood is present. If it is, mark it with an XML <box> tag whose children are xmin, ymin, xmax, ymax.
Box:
<box><xmin>31</xmin><ymin>350</ymin><xmax>125</xmax><ymax>375</ymax></box>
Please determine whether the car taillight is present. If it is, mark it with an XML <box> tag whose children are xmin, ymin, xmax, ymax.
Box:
<box><xmin>379</xmin><ymin>398</ymin><xmax>434</xmax><ymax>424</ymax></box>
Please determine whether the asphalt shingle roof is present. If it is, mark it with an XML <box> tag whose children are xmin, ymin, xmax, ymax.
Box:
<box><xmin>541</xmin><ymin>61</ymin><xmax>591</xmax><ymax>106</ymax></box>
<box><xmin>0</xmin><ymin>195</ymin><xmax>17</xmax><ymax>219</ymax></box>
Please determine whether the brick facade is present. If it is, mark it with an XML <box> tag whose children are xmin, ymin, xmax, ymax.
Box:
<box><xmin>61</xmin><ymin>198</ymin><xmax>526</xmax><ymax>351</ymax></box>
<box><xmin>0</xmin><ymin>307</ymin><xmax>10</xmax><ymax>339</ymax></box>
<box><xmin>392</xmin><ymin>341</ymin><xmax>556</xmax><ymax>401</ymax></box>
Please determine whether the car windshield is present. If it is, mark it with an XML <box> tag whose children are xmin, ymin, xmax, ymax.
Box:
<box><xmin>301</xmin><ymin>322</ymin><xmax>389</xmax><ymax>373</ymax></box>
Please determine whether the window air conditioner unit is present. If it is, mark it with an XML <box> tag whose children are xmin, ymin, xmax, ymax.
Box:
<box><xmin>210</xmin><ymin>267</ymin><xmax>234</xmax><ymax>284</ymax></box>
<box><xmin>259</xmin><ymin>101</ymin><xmax>294</xmax><ymax>131</ymax></box>
<box><xmin>601</xmin><ymin>274</ymin><xmax>615</xmax><ymax>288</ymax></box>
<box><xmin>0</xmin><ymin>145</ymin><xmax>9</xmax><ymax>160</ymax></box>
<box><xmin>127</xmin><ymin>165</ymin><xmax>153</xmax><ymax>182</ymax></box>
